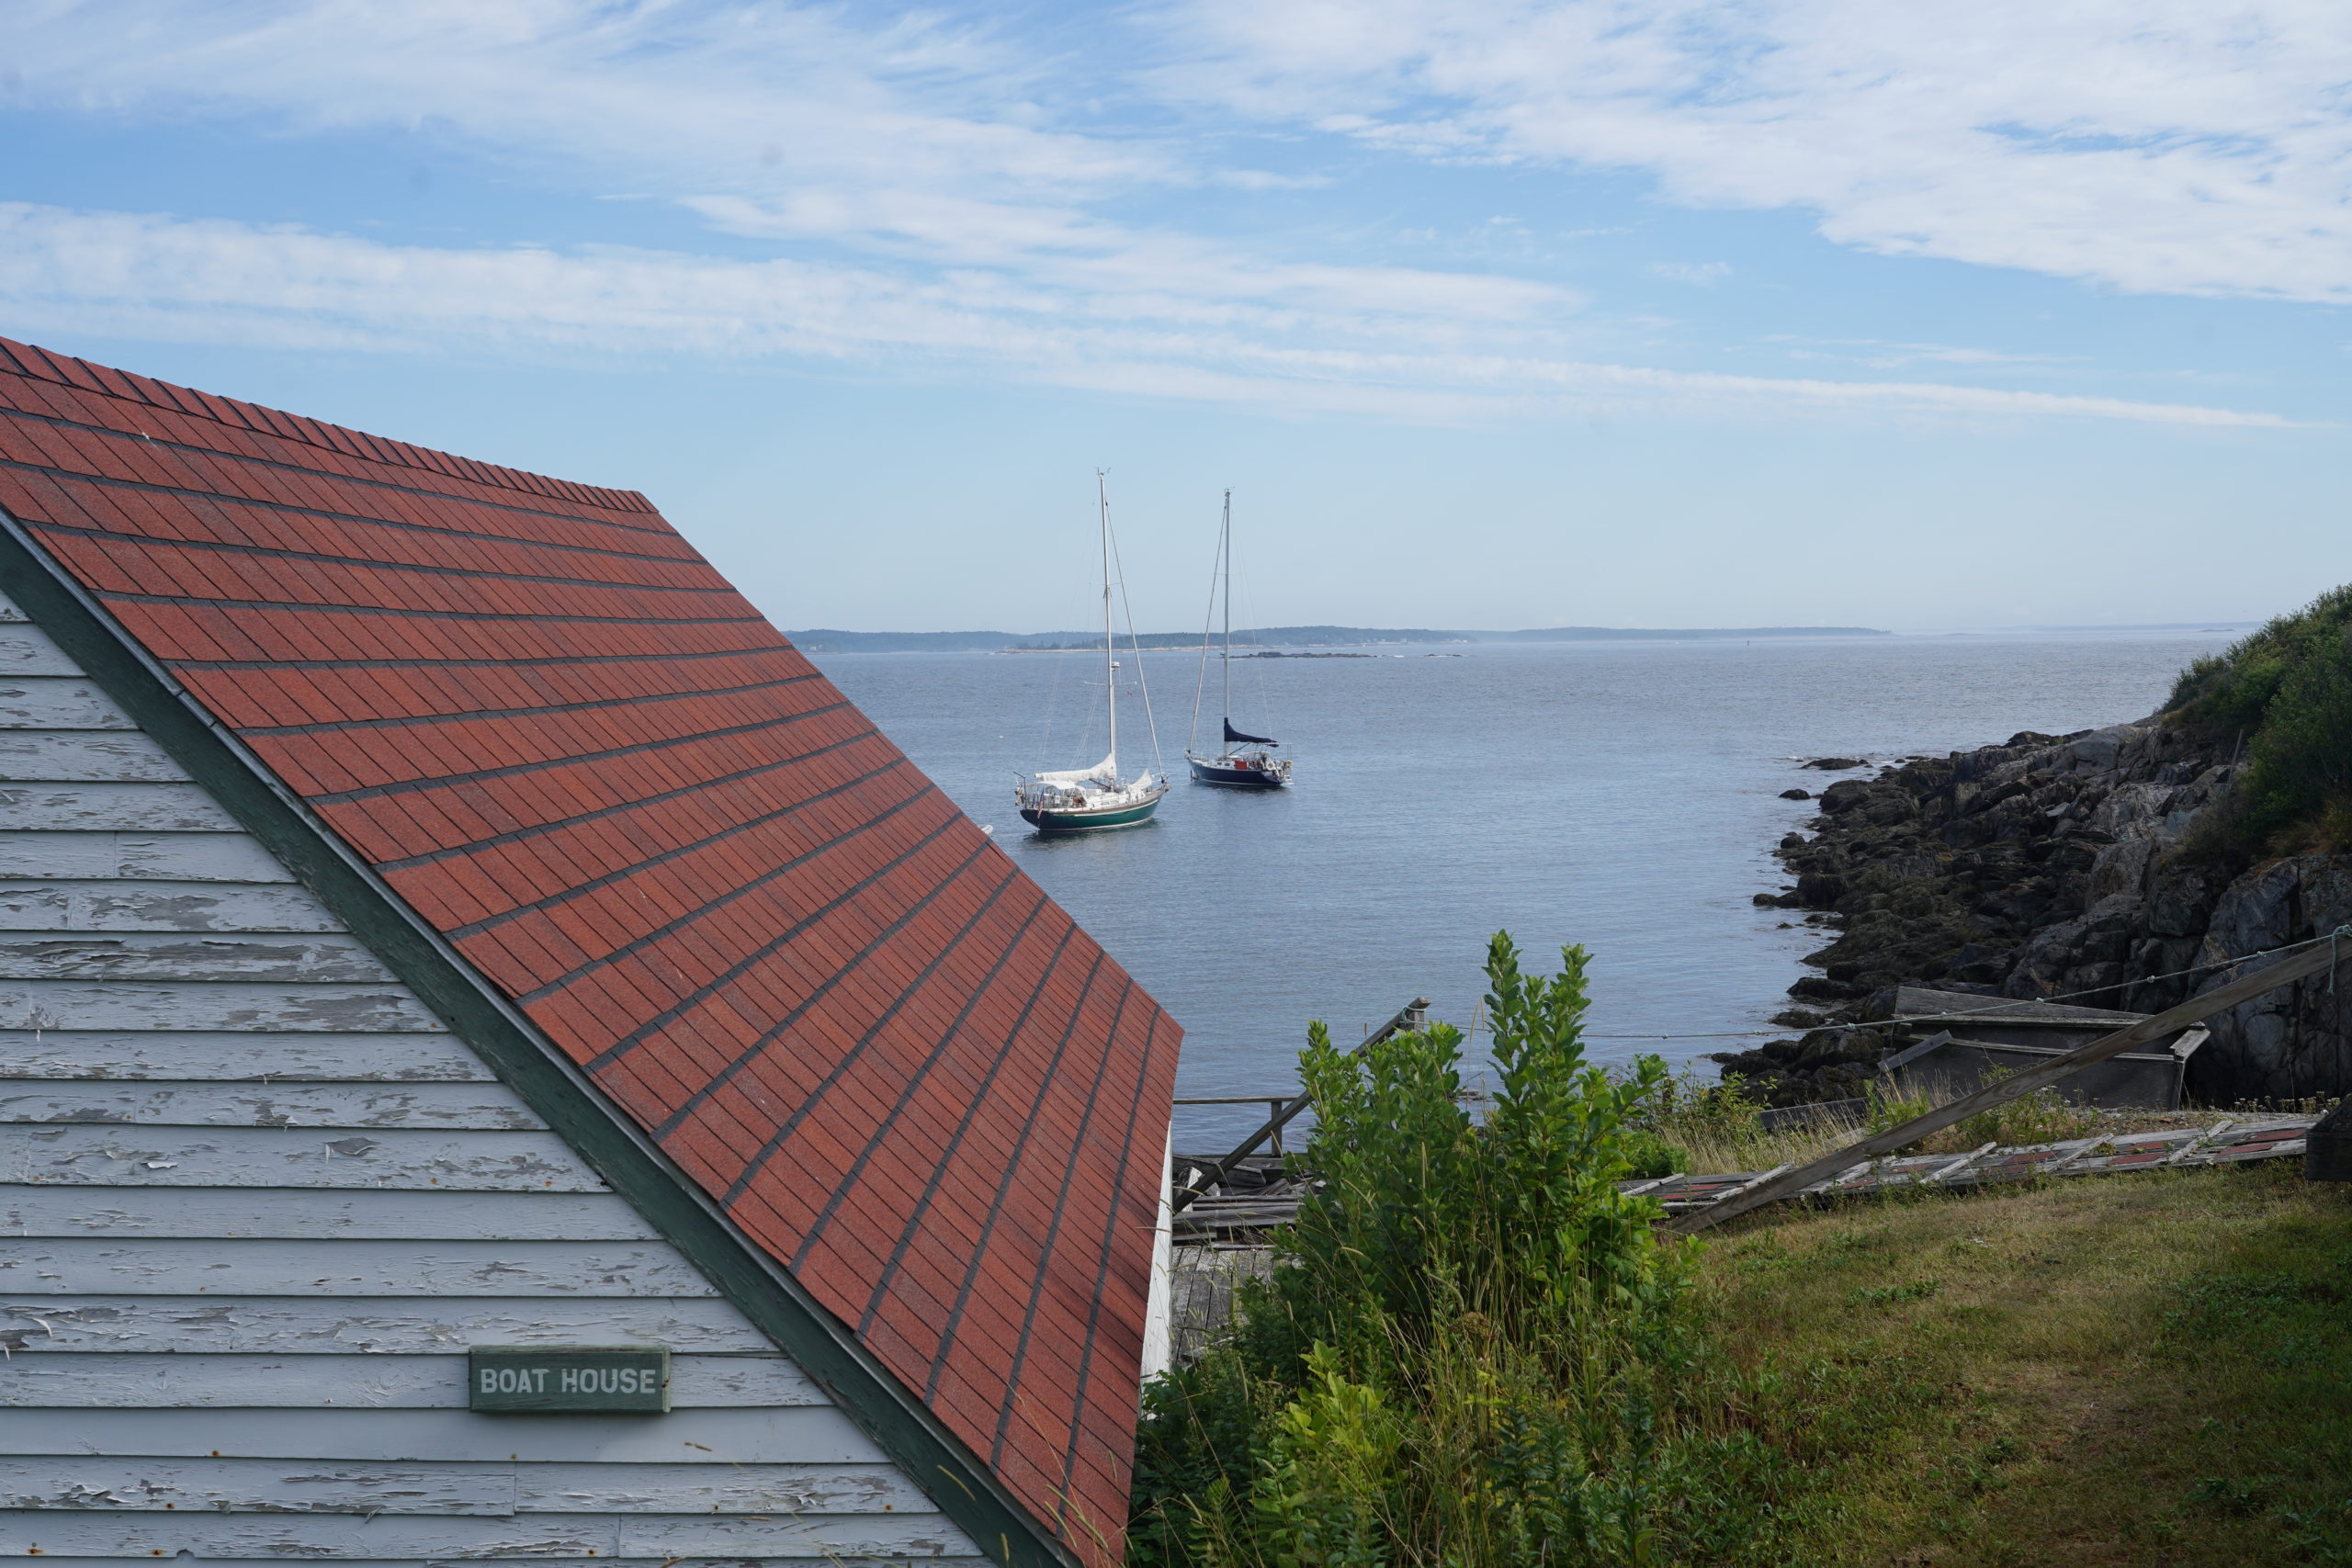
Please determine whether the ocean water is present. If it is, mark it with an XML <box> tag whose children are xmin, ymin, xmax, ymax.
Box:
<box><xmin>808</xmin><ymin>630</ymin><xmax>2239</xmax><ymax>1147</ymax></box>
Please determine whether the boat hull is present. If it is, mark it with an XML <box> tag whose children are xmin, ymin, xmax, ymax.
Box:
<box><xmin>1019</xmin><ymin>797</ymin><xmax>1163</xmax><ymax>833</ymax></box>
<box><xmin>1188</xmin><ymin>755</ymin><xmax>1289</xmax><ymax>789</ymax></box>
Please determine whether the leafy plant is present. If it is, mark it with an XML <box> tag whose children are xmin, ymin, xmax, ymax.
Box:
<box><xmin>2167</xmin><ymin>583</ymin><xmax>2352</xmax><ymax>856</ymax></box>
<box><xmin>1131</xmin><ymin>934</ymin><xmax>1818</xmax><ymax>1567</ymax></box>
<box><xmin>1947</xmin><ymin>1068</ymin><xmax>2094</xmax><ymax>1150</ymax></box>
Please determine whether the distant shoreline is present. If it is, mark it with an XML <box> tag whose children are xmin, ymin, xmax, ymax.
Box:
<box><xmin>787</xmin><ymin>624</ymin><xmax>1894</xmax><ymax>654</ymax></box>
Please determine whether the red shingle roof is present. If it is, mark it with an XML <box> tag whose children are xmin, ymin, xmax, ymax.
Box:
<box><xmin>0</xmin><ymin>337</ymin><xmax>1178</xmax><ymax>1562</ymax></box>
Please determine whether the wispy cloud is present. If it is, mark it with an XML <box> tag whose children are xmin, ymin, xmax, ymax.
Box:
<box><xmin>0</xmin><ymin>1</ymin><xmax>2327</xmax><ymax>427</ymax></box>
<box><xmin>1651</xmin><ymin>261</ymin><xmax>1732</xmax><ymax>287</ymax></box>
<box><xmin>0</xmin><ymin>203</ymin><xmax>2294</xmax><ymax>427</ymax></box>
<box><xmin>1760</xmin><ymin>335</ymin><xmax>2073</xmax><ymax>370</ymax></box>
<box><xmin>5</xmin><ymin>1</ymin><xmax>1574</xmax><ymax>338</ymax></box>
<box><xmin>1159</xmin><ymin>0</ymin><xmax>2352</xmax><ymax>304</ymax></box>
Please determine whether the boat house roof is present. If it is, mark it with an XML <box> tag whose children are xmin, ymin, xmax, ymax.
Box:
<box><xmin>0</xmin><ymin>336</ymin><xmax>1180</xmax><ymax>1567</ymax></box>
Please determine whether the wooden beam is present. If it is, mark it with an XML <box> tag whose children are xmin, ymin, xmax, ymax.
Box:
<box><xmin>1168</xmin><ymin>997</ymin><xmax>1428</xmax><ymax>1213</ymax></box>
<box><xmin>1667</xmin><ymin>940</ymin><xmax>2343</xmax><ymax>1235</ymax></box>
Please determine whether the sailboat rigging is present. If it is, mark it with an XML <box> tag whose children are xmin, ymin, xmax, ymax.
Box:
<box><xmin>1015</xmin><ymin>472</ymin><xmax>1170</xmax><ymax>833</ymax></box>
<box><xmin>1187</xmin><ymin>489</ymin><xmax>1294</xmax><ymax>789</ymax></box>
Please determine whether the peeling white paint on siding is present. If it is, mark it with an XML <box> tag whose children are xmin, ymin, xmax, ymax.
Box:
<box><xmin>0</xmin><ymin>592</ymin><xmax>982</xmax><ymax>1564</ymax></box>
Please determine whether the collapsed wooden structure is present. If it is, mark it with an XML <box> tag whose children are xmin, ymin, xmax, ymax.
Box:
<box><xmin>1875</xmin><ymin>987</ymin><xmax>2207</xmax><ymax>1111</ymax></box>
<box><xmin>1168</xmin><ymin>1116</ymin><xmax>2322</xmax><ymax>1244</ymax></box>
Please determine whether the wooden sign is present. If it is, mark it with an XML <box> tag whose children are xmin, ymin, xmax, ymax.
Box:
<box><xmin>468</xmin><ymin>1347</ymin><xmax>671</xmax><ymax>1413</ymax></box>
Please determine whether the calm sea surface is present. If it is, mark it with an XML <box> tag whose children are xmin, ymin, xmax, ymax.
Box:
<box><xmin>808</xmin><ymin>631</ymin><xmax>2239</xmax><ymax>1147</ymax></box>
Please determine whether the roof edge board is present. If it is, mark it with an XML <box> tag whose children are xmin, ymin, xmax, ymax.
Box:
<box><xmin>0</xmin><ymin>509</ymin><xmax>1086</xmax><ymax>1568</ymax></box>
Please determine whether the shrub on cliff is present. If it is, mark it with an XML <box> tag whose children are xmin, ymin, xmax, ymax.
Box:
<box><xmin>1129</xmin><ymin>936</ymin><xmax>1815</xmax><ymax>1567</ymax></box>
<box><xmin>2166</xmin><ymin>583</ymin><xmax>2352</xmax><ymax>855</ymax></box>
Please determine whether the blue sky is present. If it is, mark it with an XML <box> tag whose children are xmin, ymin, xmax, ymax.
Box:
<box><xmin>3</xmin><ymin>0</ymin><xmax>2348</xmax><ymax>634</ymax></box>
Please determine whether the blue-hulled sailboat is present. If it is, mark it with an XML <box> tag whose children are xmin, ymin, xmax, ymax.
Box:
<box><xmin>1186</xmin><ymin>490</ymin><xmax>1293</xmax><ymax>789</ymax></box>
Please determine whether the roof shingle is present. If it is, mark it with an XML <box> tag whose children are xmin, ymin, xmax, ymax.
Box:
<box><xmin>0</xmin><ymin>338</ymin><xmax>1177</xmax><ymax>1564</ymax></box>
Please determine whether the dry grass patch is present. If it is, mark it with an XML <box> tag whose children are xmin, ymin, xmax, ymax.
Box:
<box><xmin>1702</xmin><ymin>1160</ymin><xmax>2352</xmax><ymax>1565</ymax></box>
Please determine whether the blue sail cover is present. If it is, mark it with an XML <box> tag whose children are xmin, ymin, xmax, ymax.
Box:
<box><xmin>1225</xmin><ymin>718</ymin><xmax>1277</xmax><ymax>746</ymax></box>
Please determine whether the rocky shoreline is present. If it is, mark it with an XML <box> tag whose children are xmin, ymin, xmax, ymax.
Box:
<box><xmin>1719</xmin><ymin>720</ymin><xmax>2352</xmax><ymax>1108</ymax></box>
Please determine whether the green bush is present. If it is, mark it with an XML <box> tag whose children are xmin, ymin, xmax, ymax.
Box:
<box><xmin>2165</xmin><ymin>583</ymin><xmax>2352</xmax><ymax>735</ymax></box>
<box><xmin>2167</xmin><ymin>584</ymin><xmax>2352</xmax><ymax>855</ymax></box>
<box><xmin>1129</xmin><ymin>935</ymin><xmax>1816</xmax><ymax>1567</ymax></box>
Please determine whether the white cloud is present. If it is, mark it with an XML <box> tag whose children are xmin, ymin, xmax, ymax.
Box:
<box><xmin>0</xmin><ymin>203</ymin><xmax>2293</xmax><ymax>428</ymax></box>
<box><xmin>6</xmin><ymin>0</ymin><xmax>1574</xmax><ymax>334</ymax></box>
<box><xmin>1651</xmin><ymin>261</ymin><xmax>1732</xmax><ymax>287</ymax></box>
<box><xmin>1161</xmin><ymin>0</ymin><xmax>2352</xmax><ymax>303</ymax></box>
<box><xmin>0</xmin><ymin>1</ymin><xmax>2333</xmax><ymax>426</ymax></box>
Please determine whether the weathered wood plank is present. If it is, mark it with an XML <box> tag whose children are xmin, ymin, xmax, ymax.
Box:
<box><xmin>0</xmin><ymin>1458</ymin><xmax>938</xmax><ymax>1517</ymax></box>
<box><xmin>0</xmin><ymin>1456</ymin><xmax>517</xmax><ymax>1516</ymax></box>
<box><xmin>0</xmin><ymin>882</ymin><xmax>344</xmax><ymax>934</ymax></box>
<box><xmin>0</xmin><ymin>1561</ymin><xmax>988</xmax><ymax>1568</ymax></box>
<box><xmin>0</xmin><ymin>1030</ymin><xmax>493</xmax><ymax>1082</ymax></box>
<box><xmin>0</xmin><ymin>981</ymin><xmax>440</xmax><ymax>1033</ymax></box>
<box><xmin>510</xmin><ymin>1461</ymin><xmax>931</xmax><ymax>1515</ymax></box>
<box><xmin>0</xmin><ymin>625</ymin><xmax>82</xmax><ymax>677</ymax></box>
<box><xmin>0</xmin><ymin>1079</ymin><xmax>542</xmax><ymax>1130</ymax></box>
<box><xmin>0</xmin><ymin>1406</ymin><xmax>887</xmax><ymax>1464</ymax></box>
<box><xmin>0</xmin><ymin>832</ymin><xmax>293</xmax><ymax>882</ymax></box>
<box><xmin>0</xmin><ymin>733</ymin><xmax>191</xmax><ymax>784</ymax></box>
<box><xmin>0</xmin><ymin>1353</ymin><xmax>826</xmax><ymax>1408</ymax></box>
<box><xmin>0</xmin><ymin>1238</ymin><xmax>712</xmax><ymax>1295</ymax></box>
<box><xmin>0</xmin><ymin>1296</ymin><xmax>768</xmax><ymax>1355</ymax></box>
<box><xmin>0</xmin><ymin>1508</ymin><xmax>975</xmax><ymax>1559</ymax></box>
<box><xmin>0</xmin><ymin>680</ymin><xmax>137</xmax><ymax>731</ymax></box>
<box><xmin>0</xmin><ymin>1187</ymin><xmax>650</xmax><ymax>1241</ymax></box>
<box><xmin>0</xmin><ymin>933</ymin><xmax>395</xmax><ymax>984</ymax></box>
<box><xmin>0</xmin><ymin>783</ymin><xmax>243</xmax><ymax>833</ymax></box>
<box><xmin>4</xmin><ymin>1125</ymin><xmax>600</xmax><ymax>1190</ymax></box>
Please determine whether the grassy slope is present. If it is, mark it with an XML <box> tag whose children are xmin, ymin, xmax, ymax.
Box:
<box><xmin>1702</xmin><ymin>1163</ymin><xmax>2352</xmax><ymax>1565</ymax></box>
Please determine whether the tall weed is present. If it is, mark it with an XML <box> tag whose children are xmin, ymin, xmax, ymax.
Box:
<box><xmin>1130</xmin><ymin>935</ymin><xmax>1816</xmax><ymax>1567</ymax></box>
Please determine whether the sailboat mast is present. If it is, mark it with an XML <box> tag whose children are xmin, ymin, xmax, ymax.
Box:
<box><xmin>1219</xmin><ymin>489</ymin><xmax>1233</xmax><ymax>727</ymax></box>
<box><xmin>1099</xmin><ymin>469</ymin><xmax>1116</xmax><ymax>775</ymax></box>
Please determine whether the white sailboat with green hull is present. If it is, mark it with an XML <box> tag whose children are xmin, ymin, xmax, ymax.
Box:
<box><xmin>1015</xmin><ymin>473</ymin><xmax>1170</xmax><ymax>834</ymax></box>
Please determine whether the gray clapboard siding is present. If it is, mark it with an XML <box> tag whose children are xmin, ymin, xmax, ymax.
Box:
<box><xmin>0</xmin><ymin>1509</ymin><xmax>971</xmax><ymax>1559</ymax></box>
<box><xmin>0</xmin><ymin>1238</ymin><xmax>715</xmax><ymax>1295</ymax></box>
<box><xmin>1</xmin><ymin>1561</ymin><xmax>977</xmax><ymax>1568</ymax></box>
<box><xmin>0</xmin><ymin>783</ymin><xmax>241</xmax><ymax>833</ymax></box>
<box><xmin>0</xmin><ymin>1030</ymin><xmax>496</xmax><ymax>1081</ymax></box>
<box><xmin>0</xmin><ymin>1458</ymin><xmax>934</xmax><ymax>1517</ymax></box>
<box><xmin>0</xmin><ymin>594</ymin><xmax>979</xmax><ymax>1563</ymax></box>
<box><xmin>0</xmin><ymin>1297</ymin><xmax>768</xmax><ymax>1355</ymax></box>
<box><xmin>0</xmin><ymin>731</ymin><xmax>192</xmax><ymax>784</ymax></box>
<box><xmin>0</xmin><ymin>980</ymin><xmax>440</xmax><ymax>1032</ymax></box>
<box><xmin>0</xmin><ymin>933</ymin><xmax>396</xmax><ymax>983</ymax></box>
<box><xmin>0</xmin><ymin>831</ymin><xmax>294</xmax><ymax>881</ymax></box>
<box><xmin>0</xmin><ymin>626</ymin><xmax>75</xmax><ymax>676</ymax></box>
<box><xmin>0</xmin><ymin>1457</ymin><xmax>518</xmax><ymax>1516</ymax></box>
<box><xmin>1</xmin><ymin>1353</ymin><xmax>826</xmax><ymax>1408</ymax></box>
<box><xmin>0</xmin><ymin>1407</ymin><xmax>885</xmax><ymax>1464</ymax></box>
<box><xmin>6</xmin><ymin>1126</ymin><xmax>596</xmax><ymax>1190</ymax></box>
<box><xmin>0</xmin><ymin>1188</ymin><xmax>648</xmax><ymax>1241</ymax></box>
<box><xmin>0</xmin><ymin>882</ymin><xmax>344</xmax><ymax>934</ymax></box>
<box><xmin>0</xmin><ymin>681</ymin><xmax>139</xmax><ymax>731</ymax></box>
<box><xmin>0</xmin><ymin>1081</ymin><xmax>543</xmax><ymax>1130</ymax></box>
<box><xmin>513</xmin><ymin>1462</ymin><xmax>933</xmax><ymax>1515</ymax></box>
